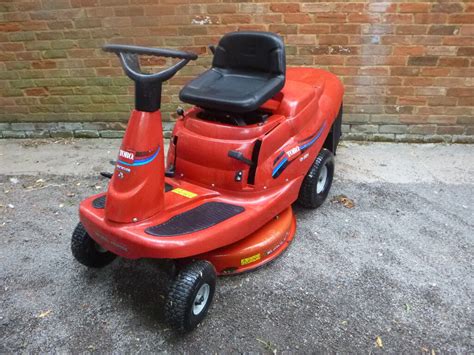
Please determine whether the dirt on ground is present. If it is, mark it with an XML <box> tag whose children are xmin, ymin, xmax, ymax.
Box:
<box><xmin>0</xmin><ymin>140</ymin><xmax>473</xmax><ymax>353</ymax></box>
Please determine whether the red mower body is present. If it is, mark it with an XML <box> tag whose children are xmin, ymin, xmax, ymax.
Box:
<box><xmin>79</xmin><ymin>67</ymin><xmax>343</xmax><ymax>272</ymax></box>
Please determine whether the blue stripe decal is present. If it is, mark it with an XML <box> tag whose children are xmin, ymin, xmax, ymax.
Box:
<box><xmin>272</xmin><ymin>157</ymin><xmax>288</xmax><ymax>177</ymax></box>
<box><xmin>272</xmin><ymin>123</ymin><xmax>326</xmax><ymax>178</ymax></box>
<box><xmin>117</xmin><ymin>146</ymin><xmax>160</xmax><ymax>167</ymax></box>
<box><xmin>299</xmin><ymin>123</ymin><xmax>325</xmax><ymax>151</ymax></box>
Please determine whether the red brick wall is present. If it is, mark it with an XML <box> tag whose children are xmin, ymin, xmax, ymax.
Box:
<box><xmin>0</xmin><ymin>0</ymin><xmax>473</xmax><ymax>142</ymax></box>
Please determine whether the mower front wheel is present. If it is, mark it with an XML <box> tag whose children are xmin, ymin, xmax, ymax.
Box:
<box><xmin>71</xmin><ymin>222</ymin><xmax>117</xmax><ymax>268</ymax></box>
<box><xmin>165</xmin><ymin>260</ymin><xmax>216</xmax><ymax>331</ymax></box>
<box><xmin>298</xmin><ymin>148</ymin><xmax>335</xmax><ymax>209</ymax></box>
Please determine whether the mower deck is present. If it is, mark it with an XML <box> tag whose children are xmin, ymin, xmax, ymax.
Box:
<box><xmin>197</xmin><ymin>206</ymin><xmax>296</xmax><ymax>275</ymax></box>
<box><xmin>80</xmin><ymin>176</ymin><xmax>302</xmax><ymax>261</ymax></box>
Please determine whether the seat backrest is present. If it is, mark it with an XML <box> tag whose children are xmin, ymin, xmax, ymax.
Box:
<box><xmin>212</xmin><ymin>31</ymin><xmax>286</xmax><ymax>76</ymax></box>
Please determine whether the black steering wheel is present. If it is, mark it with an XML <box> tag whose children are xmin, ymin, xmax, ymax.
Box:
<box><xmin>103</xmin><ymin>44</ymin><xmax>198</xmax><ymax>84</ymax></box>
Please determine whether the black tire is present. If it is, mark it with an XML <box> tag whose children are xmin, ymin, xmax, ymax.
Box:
<box><xmin>297</xmin><ymin>148</ymin><xmax>335</xmax><ymax>209</ymax></box>
<box><xmin>165</xmin><ymin>260</ymin><xmax>216</xmax><ymax>331</ymax></box>
<box><xmin>71</xmin><ymin>223</ymin><xmax>116</xmax><ymax>268</ymax></box>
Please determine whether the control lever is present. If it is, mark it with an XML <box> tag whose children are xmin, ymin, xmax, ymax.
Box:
<box><xmin>165</xmin><ymin>165</ymin><xmax>175</xmax><ymax>177</ymax></box>
<box><xmin>228</xmin><ymin>150</ymin><xmax>254</xmax><ymax>166</ymax></box>
<box><xmin>100</xmin><ymin>172</ymin><xmax>113</xmax><ymax>179</ymax></box>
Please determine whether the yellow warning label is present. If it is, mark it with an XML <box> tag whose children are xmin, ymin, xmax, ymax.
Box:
<box><xmin>240</xmin><ymin>253</ymin><xmax>261</xmax><ymax>266</ymax></box>
<box><xmin>172</xmin><ymin>188</ymin><xmax>197</xmax><ymax>199</ymax></box>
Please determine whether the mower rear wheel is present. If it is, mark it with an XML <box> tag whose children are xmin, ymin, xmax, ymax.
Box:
<box><xmin>298</xmin><ymin>148</ymin><xmax>334</xmax><ymax>209</ymax></box>
<box><xmin>71</xmin><ymin>222</ymin><xmax>117</xmax><ymax>268</ymax></box>
<box><xmin>165</xmin><ymin>260</ymin><xmax>216</xmax><ymax>331</ymax></box>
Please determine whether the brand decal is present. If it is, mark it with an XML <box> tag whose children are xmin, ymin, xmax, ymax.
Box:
<box><xmin>117</xmin><ymin>146</ymin><xmax>160</xmax><ymax>167</ymax></box>
<box><xmin>265</xmin><ymin>231</ymin><xmax>289</xmax><ymax>256</ymax></box>
<box><xmin>286</xmin><ymin>146</ymin><xmax>300</xmax><ymax>158</ymax></box>
<box><xmin>119</xmin><ymin>149</ymin><xmax>135</xmax><ymax>164</ymax></box>
<box><xmin>299</xmin><ymin>153</ymin><xmax>309</xmax><ymax>162</ymax></box>
<box><xmin>272</xmin><ymin>122</ymin><xmax>326</xmax><ymax>179</ymax></box>
<box><xmin>116</xmin><ymin>164</ymin><xmax>131</xmax><ymax>173</ymax></box>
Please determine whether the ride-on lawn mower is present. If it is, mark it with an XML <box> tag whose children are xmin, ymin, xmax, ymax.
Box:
<box><xmin>71</xmin><ymin>31</ymin><xmax>344</xmax><ymax>331</ymax></box>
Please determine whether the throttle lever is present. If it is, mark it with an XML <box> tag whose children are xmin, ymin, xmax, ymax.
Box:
<box><xmin>228</xmin><ymin>150</ymin><xmax>254</xmax><ymax>166</ymax></box>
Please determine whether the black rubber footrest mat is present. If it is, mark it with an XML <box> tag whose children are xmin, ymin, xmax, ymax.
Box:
<box><xmin>92</xmin><ymin>183</ymin><xmax>174</xmax><ymax>209</ymax></box>
<box><xmin>145</xmin><ymin>202</ymin><xmax>245</xmax><ymax>237</ymax></box>
<box><xmin>92</xmin><ymin>195</ymin><xmax>106</xmax><ymax>209</ymax></box>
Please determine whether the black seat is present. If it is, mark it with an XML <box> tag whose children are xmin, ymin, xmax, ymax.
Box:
<box><xmin>179</xmin><ymin>31</ymin><xmax>286</xmax><ymax>113</ymax></box>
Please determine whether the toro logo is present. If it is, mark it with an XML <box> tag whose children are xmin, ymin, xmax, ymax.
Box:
<box><xmin>119</xmin><ymin>149</ymin><xmax>135</xmax><ymax>164</ymax></box>
<box><xmin>286</xmin><ymin>146</ymin><xmax>300</xmax><ymax>158</ymax></box>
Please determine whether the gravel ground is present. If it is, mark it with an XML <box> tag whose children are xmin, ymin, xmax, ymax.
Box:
<box><xmin>0</xmin><ymin>140</ymin><xmax>473</xmax><ymax>353</ymax></box>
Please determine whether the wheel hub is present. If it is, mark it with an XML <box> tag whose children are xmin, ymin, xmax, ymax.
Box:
<box><xmin>193</xmin><ymin>283</ymin><xmax>210</xmax><ymax>315</ymax></box>
<box><xmin>317</xmin><ymin>165</ymin><xmax>328</xmax><ymax>194</ymax></box>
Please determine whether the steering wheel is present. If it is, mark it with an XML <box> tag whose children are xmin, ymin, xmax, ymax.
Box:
<box><xmin>103</xmin><ymin>44</ymin><xmax>198</xmax><ymax>84</ymax></box>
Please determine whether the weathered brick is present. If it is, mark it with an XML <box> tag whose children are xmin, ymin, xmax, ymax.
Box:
<box><xmin>432</xmin><ymin>3</ymin><xmax>464</xmax><ymax>13</ymax></box>
<box><xmin>458</xmin><ymin>97</ymin><xmax>474</xmax><ymax>107</ymax></box>
<box><xmin>207</xmin><ymin>4</ymin><xmax>236</xmax><ymax>14</ymax></box>
<box><xmin>447</xmin><ymin>88</ymin><xmax>474</xmax><ymax>97</ymax></box>
<box><xmin>370</xmin><ymin>115</ymin><xmax>400</xmax><ymax>124</ymax></box>
<box><xmin>284</xmin><ymin>13</ymin><xmax>311</xmax><ymax>24</ymax></box>
<box><xmin>0</xmin><ymin>123</ymin><xmax>11</xmax><ymax>131</ymax></box>
<box><xmin>239</xmin><ymin>3</ymin><xmax>266</xmax><ymax>14</ymax></box>
<box><xmin>371</xmin><ymin>134</ymin><xmax>395</xmax><ymax>142</ymax></box>
<box><xmin>385</xmin><ymin>106</ymin><xmax>414</xmax><ymax>115</ymax></box>
<box><xmin>342</xmin><ymin>133</ymin><xmax>368</xmax><ymax>141</ymax></box>
<box><xmin>25</xmin><ymin>130</ymin><xmax>51</xmax><ymax>138</ymax></box>
<box><xmin>219</xmin><ymin>14</ymin><xmax>250</xmax><ymax>24</ymax></box>
<box><xmin>11</xmin><ymin>123</ymin><xmax>36</xmax><ymax>131</ymax></box>
<box><xmin>428</xmin><ymin>25</ymin><xmax>460</xmax><ymax>36</ymax></box>
<box><xmin>452</xmin><ymin>135</ymin><xmax>474</xmax><ymax>144</ymax></box>
<box><xmin>286</xmin><ymin>35</ymin><xmax>316</xmax><ymax>45</ymax></box>
<box><xmin>399</xmin><ymin>3</ymin><xmax>430</xmax><ymax>13</ymax></box>
<box><xmin>427</xmin><ymin>97</ymin><xmax>458</xmax><ymax>107</ymax></box>
<box><xmin>415</xmin><ymin>13</ymin><xmax>448</xmax><ymax>25</ymax></box>
<box><xmin>396</xmin><ymin>25</ymin><xmax>427</xmax><ymax>35</ymax></box>
<box><xmin>9</xmin><ymin>32</ymin><xmax>35</xmax><ymax>42</ymax></box>
<box><xmin>415</xmin><ymin>87</ymin><xmax>446</xmax><ymax>96</ymax></box>
<box><xmin>343</xmin><ymin>114</ymin><xmax>371</xmax><ymax>124</ymax></box>
<box><xmin>395</xmin><ymin>134</ymin><xmax>425</xmax><ymax>143</ymax></box>
<box><xmin>351</xmin><ymin>124</ymin><xmax>379</xmax><ymax>133</ymax></box>
<box><xmin>408</xmin><ymin>125</ymin><xmax>437</xmax><ymax>135</ymax></box>
<box><xmin>3</xmin><ymin>130</ymin><xmax>27</xmax><ymax>138</ymax></box>
<box><xmin>74</xmin><ymin>129</ymin><xmax>100</xmax><ymax>138</ymax></box>
<box><xmin>50</xmin><ymin>129</ymin><xmax>74</xmax><ymax>138</ymax></box>
<box><xmin>423</xmin><ymin>135</ymin><xmax>451</xmax><ymax>143</ymax></box>
<box><xmin>457</xmin><ymin>47</ymin><xmax>474</xmax><ymax>56</ymax></box>
<box><xmin>42</xmin><ymin>50</ymin><xmax>67</xmax><ymax>59</ymax></box>
<box><xmin>449</xmin><ymin>14</ymin><xmax>474</xmax><ymax>24</ymax></box>
<box><xmin>301</xmin><ymin>3</ymin><xmax>333</xmax><ymax>13</ymax></box>
<box><xmin>457</xmin><ymin>117</ymin><xmax>474</xmax><ymax>125</ymax></box>
<box><xmin>100</xmin><ymin>130</ymin><xmax>125</xmax><ymax>138</ymax></box>
<box><xmin>407</xmin><ymin>56</ymin><xmax>439</xmax><ymax>66</ymax></box>
<box><xmin>436</xmin><ymin>126</ymin><xmax>465</xmax><ymax>135</ymax></box>
<box><xmin>379</xmin><ymin>125</ymin><xmax>408</xmax><ymax>134</ymax></box>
